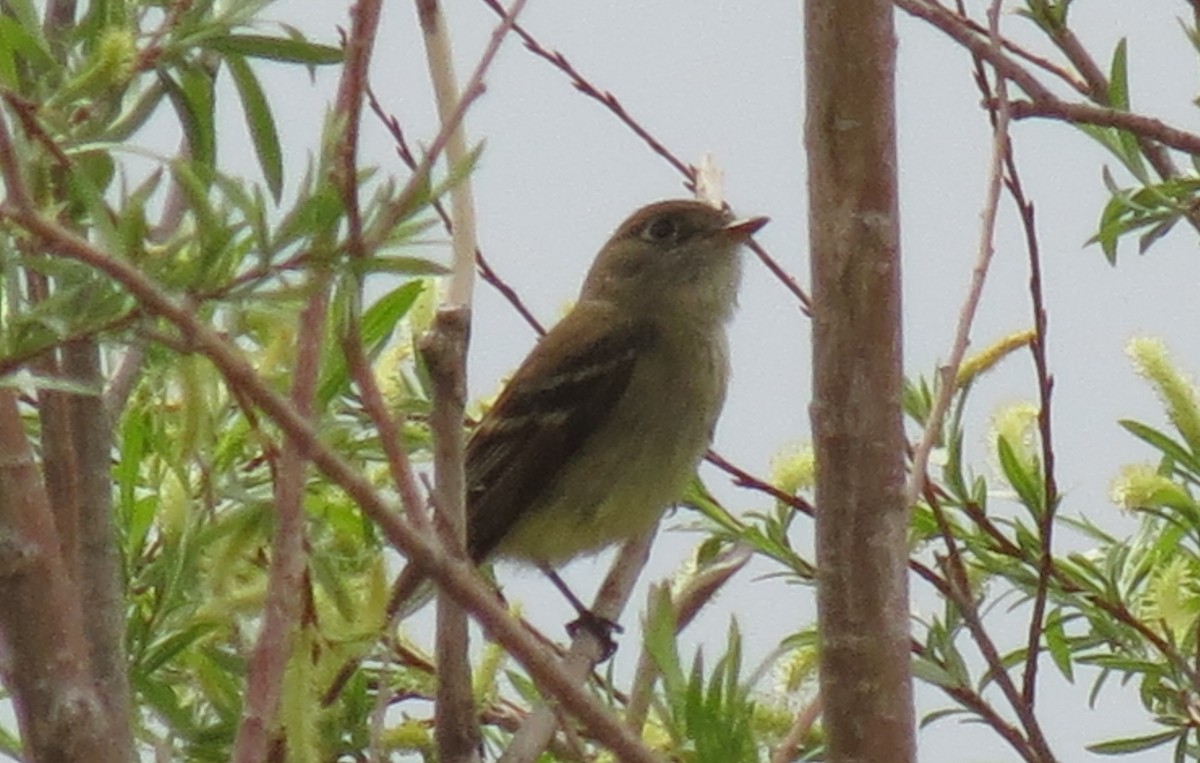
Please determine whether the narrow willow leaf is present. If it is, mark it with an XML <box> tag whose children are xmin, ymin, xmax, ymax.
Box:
<box><xmin>1107</xmin><ymin>38</ymin><xmax>1130</xmax><ymax>110</ymax></box>
<box><xmin>159</xmin><ymin>64</ymin><xmax>216</xmax><ymax>172</ymax></box>
<box><xmin>997</xmin><ymin>436</ymin><xmax>1044</xmax><ymax>513</ymax></box>
<box><xmin>317</xmin><ymin>280</ymin><xmax>425</xmax><ymax>405</ymax></box>
<box><xmin>1087</xmin><ymin>729</ymin><xmax>1181</xmax><ymax>755</ymax></box>
<box><xmin>0</xmin><ymin>14</ymin><xmax>56</xmax><ymax>87</ymax></box>
<box><xmin>224</xmin><ymin>53</ymin><xmax>283</xmax><ymax>202</ymax></box>
<box><xmin>1120</xmin><ymin>419</ymin><xmax>1200</xmax><ymax>476</ymax></box>
<box><xmin>203</xmin><ymin>34</ymin><xmax>343</xmax><ymax>65</ymax></box>
<box><xmin>1043</xmin><ymin>608</ymin><xmax>1075</xmax><ymax>682</ymax></box>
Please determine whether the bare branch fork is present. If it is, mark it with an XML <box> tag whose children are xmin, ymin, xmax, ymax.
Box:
<box><xmin>893</xmin><ymin>0</ymin><xmax>1200</xmax><ymax>159</ymax></box>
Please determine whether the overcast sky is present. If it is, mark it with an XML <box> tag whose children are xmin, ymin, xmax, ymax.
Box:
<box><xmin>197</xmin><ymin>2</ymin><xmax>1200</xmax><ymax>759</ymax></box>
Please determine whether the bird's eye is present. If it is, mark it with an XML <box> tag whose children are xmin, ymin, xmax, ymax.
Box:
<box><xmin>642</xmin><ymin>216</ymin><xmax>678</xmax><ymax>243</ymax></box>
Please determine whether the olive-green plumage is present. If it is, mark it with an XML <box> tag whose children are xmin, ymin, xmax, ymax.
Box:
<box><xmin>390</xmin><ymin>199</ymin><xmax>767</xmax><ymax>617</ymax></box>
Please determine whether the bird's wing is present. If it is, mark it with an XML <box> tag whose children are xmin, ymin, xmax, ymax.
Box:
<box><xmin>465</xmin><ymin>301</ymin><xmax>654</xmax><ymax>561</ymax></box>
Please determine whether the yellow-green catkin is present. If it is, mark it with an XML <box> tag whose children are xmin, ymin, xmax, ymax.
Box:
<box><xmin>1110</xmin><ymin>463</ymin><xmax>1192</xmax><ymax>512</ymax></box>
<box><xmin>1127</xmin><ymin>337</ymin><xmax>1200</xmax><ymax>451</ymax></box>
<box><xmin>1140</xmin><ymin>556</ymin><xmax>1200</xmax><ymax>644</ymax></box>
<box><xmin>769</xmin><ymin>442</ymin><xmax>815</xmax><ymax>495</ymax></box>
<box><xmin>989</xmin><ymin>401</ymin><xmax>1040</xmax><ymax>472</ymax></box>
<box><xmin>957</xmin><ymin>329</ymin><xmax>1036</xmax><ymax>388</ymax></box>
<box><xmin>62</xmin><ymin>27</ymin><xmax>136</xmax><ymax>100</ymax></box>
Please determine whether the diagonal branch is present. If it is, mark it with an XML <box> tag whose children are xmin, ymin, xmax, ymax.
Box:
<box><xmin>477</xmin><ymin>0</ymin><xmax>810</xmax><ymax>314</ymax></box>
<box><xmin>0</xmin><ymin>189</ymin><xmax>661</xmax><ymax>763</ymax></box>
<box><xmin>905</xmin><ymin>0</ymin><xmax>1010</xmax><ymax>507</ymax></box>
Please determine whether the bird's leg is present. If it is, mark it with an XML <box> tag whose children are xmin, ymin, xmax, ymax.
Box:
<box><xmin>538</xmin><ymin>564</ymin><xmax>623</xmax><ymax>660</ymax></box>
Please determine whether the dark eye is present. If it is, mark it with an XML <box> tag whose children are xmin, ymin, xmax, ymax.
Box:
<box><xmin>642</xmin><ymin>216</ymin><xmax>679</xmax><ymax>243</ymax></box>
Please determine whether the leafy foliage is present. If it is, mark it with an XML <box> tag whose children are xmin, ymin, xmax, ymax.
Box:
<box><xmin>3</xmin><ymin>0</ymin><xmax>1200</xmax><ymax>761</ymax></box>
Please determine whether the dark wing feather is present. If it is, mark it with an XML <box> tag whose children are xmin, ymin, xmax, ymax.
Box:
<box><xmin>465</xmin><ymin>302</ymin><xmax>653</xmax><ymax>561</ymax></box>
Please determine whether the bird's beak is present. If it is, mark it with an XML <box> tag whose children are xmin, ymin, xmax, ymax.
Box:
<box><xmin>722</xmin><ymin>215</ymin><xmax>769</xmax><ymax>241</ymax></box>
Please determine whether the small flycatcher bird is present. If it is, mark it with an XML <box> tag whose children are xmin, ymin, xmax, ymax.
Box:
<box><xmin>390</xmin><ymin>199</ymin><xmax>768</xmax><ymax>623</ymax></box>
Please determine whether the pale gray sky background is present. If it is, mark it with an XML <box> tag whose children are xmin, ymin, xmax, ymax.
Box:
<box><xmin>194</xmin><ymin>1</ymin><xmax>1200</xmax><ymax>759</ymax></box>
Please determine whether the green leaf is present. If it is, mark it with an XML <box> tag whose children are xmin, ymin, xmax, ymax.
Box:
<box><xmin>276</xmin><ymin>181</ymin><xmax>344</xmax><ymax>246</ymax></box>
<box><xmin>0</xmin><ymin>14</ymin><xmax>55</xmax><ymax>88</ymax></box>
<box><xmin>644</xmin><ymin>585</ymin><xmax>685</xmax><ymax>702</ymax></box>
<box><xmin>169</xmin><ymin>160</ymin><xmax>221</xmax><ymax>246</ymax></box>
<box><xmin>100</xmin><ymin>81</ymin><xmax>169</xmax><ymax>142</ymax></box>
<box><xmin>1043</xmin><ymin>608</ymin><xmax>1074</xmax><ymax>681</ymax></box>
<box><xmin>919</xmin><ymin>707</ymin><xmax>969</xmax><ymax>729</ymax></box>
<box><xmin>997</xmin><ymin>436</ymin><xmax>1044</xmax><ymax>513</ymax></box>
<box><xmin>160</xmin><ymin>63</ymin><xmax>217</xmax><ymax>173</ymax></box>
<box><xmin>352</xmin><ymin>255</ymin><xmax>449</xmax><ymax>276</ymax></box>
<box><xmin>503</xmin><ymin>669</ymin><xmax>540</xmax><ymax>706</ymax></box>
<box><xmin>361</xmin><ymin>281</ymin><xmax>425</xmax><ymax>346</ymax></box>
<box><xmin>203</xmin><ymin>34</ymin><xmax>343</xmax><ymax>65</ymax></box>
<box><xmin>1090</xmin><ymin>192</ymin><xmax>1125</xmax><ymax>265</ymax></box>
<box><xmin>135</xmin><ymin>674</ymin><xmax>195</xmax><ymax>734</ymax></box>
<box><xmin>224</xmin><ymin>54</ymin><xmax>283</xmax><ymax>202</ymax></box>
<box><xmin>1107</xmin><ymin>38</ymin><xmax>1129</xmax><ymax>110</ymax></box>
<box><xmin>138</xmin><ymin>622</ymin><xmax>222</xmax><ymax>676</ymax></box>
<box><xmin>902</xmin><ymin>374</ymin><xmax>933</xmax><ymax>424</ymax></box>
<box><xmin>1105</xmin><ymin>40</ymin><xmax>1148</xmax><ymax>183</ymax></box>
<box><xmin>1087</xmin><ymin>729</ymin><xmax>1182</xmax><ymax>755</ymax></box>
<box><xmin>2</xmin><ymin>0</ymin><xmax>40</xmax><ymax>32</ymax></box>
<box><xmin>63</xmin><ymin>152</ymin><xmax>121</xmax><ymax>254</ymax></box>
<box><xmin>911</xmin><ymin>655</ymin><xmax>962</xmax><ymax>689</ymax></box>
<box><xmin>1120</xmin><ymin>419</ymin><xmax>1200</xmax><ymax>477</ymax></box>
<box><xmin>317</xmin><ymin>280</ymin><xmax>426</xmax><ymax>405</ymax></box>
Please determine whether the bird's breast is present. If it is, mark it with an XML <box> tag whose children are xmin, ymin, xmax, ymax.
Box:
<box><xmin>497</xmin><ymin>327</ymin><xmax>730</xmax><ymax>565</ymax></box>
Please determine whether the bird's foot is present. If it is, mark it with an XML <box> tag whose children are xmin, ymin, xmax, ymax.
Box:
<box><xmin>566</xmin><ymin>610</ymin><xmax>624</xmax><ymax>661</ymax></box>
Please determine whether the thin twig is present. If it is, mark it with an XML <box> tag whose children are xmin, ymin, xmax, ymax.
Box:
<box><xmin>705</xmin><ymin>449</ymin><xmax>815</xmax><ymax>518</ymax></box>
<box><xmin>477</xmin><ymin>0</ymin><xmax>810</xmax><ymax>313</ymax></box>
<box><xmin>365</xmin><ymin>88</ymin><xmax>548</xmax><ymax>336</ymax></box>
<box><xmin>1042</xmin><ymin>19</ymin><xmax>1108</xmax><ymax>100</ymax></box>
<box><xmin>906</xmin><ymin>0</ymin><xmax>1010</xmax><ymax>505</ymax></box>
<box><xmin>770</xmin><ymin>695</ymin><xmax>823</xmax><ymax>763</ymax></box>
<box><xmin>926</xmin><ymin>491</ymin><xmax>1057</xmax><ymax>762</ymax></box>
<box><xmin>499</xmin><ymin>530</ymin><xmax>657</xmax><ymax>763</ymax></box>
<box><xmin>343</xmin><ymin>336</ymin><xmax>429</xmax><ymax>525</ymax></box>
<box><xmin>1005</xmin><ymin>92</ymin><xmax>1061</xmax><ymax>724</ymax></box>
<box><xmin>333</xmin><ymin>0</ymin><xmax>383</xmax><ymax>264</ymax></box>
<box><xmin>338</xmin><ymin>5</ymin><xmax>430</xmax><ymax>530</ymax></box>
<box><xmin>475</xmin><ymin>249</ymin><xmax>546</xmax><ymax>334</ymax></box>
<box><xmin>415</xmin><ymin>2</ymin><xmax>526</xmax><ymax>760</ymax></box>
<box><xmin>1007</xmin><ymin>99</ymin><xmax>1200</xmax><ymax>155</ymax></box>
<box><xmin>896</xmin><ymin>0</ymin><xmax>1200</xmax><ymax>157</ymax></box>
<box><xmin>234</xmin><ymin>0</ymin><xmax>385</xmax><ymax>757</ymax></box>
<box><xmin>953</xmin><ymin>10</ymin><xmax>1088</xmax><ymax>95</ymax></box>
<box><xmin>231</xmin><ymin>277</ymin><xmax>329</xmax><ymax>763</ymax></box>
<box><xmin>0</xmin><ymin>309</ymin><xmax>140</xmax><ymax>380</ymax></box>
<box><xmin>951</xmin><ymin>0</ymin><xmax>1064</xmax><ymax>716</ymax></box>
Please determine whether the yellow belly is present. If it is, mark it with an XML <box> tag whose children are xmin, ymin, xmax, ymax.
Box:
<box><xmin>494</xmin><ymin>329</ymin><xmax>728</xmax><ymax>565</ymax></box>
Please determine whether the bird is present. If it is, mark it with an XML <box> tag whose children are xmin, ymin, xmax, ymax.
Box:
<box><xmin>390</xmin><ymin>199</ymin><xmax>768</xmax><ymax>637</ymax></box>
